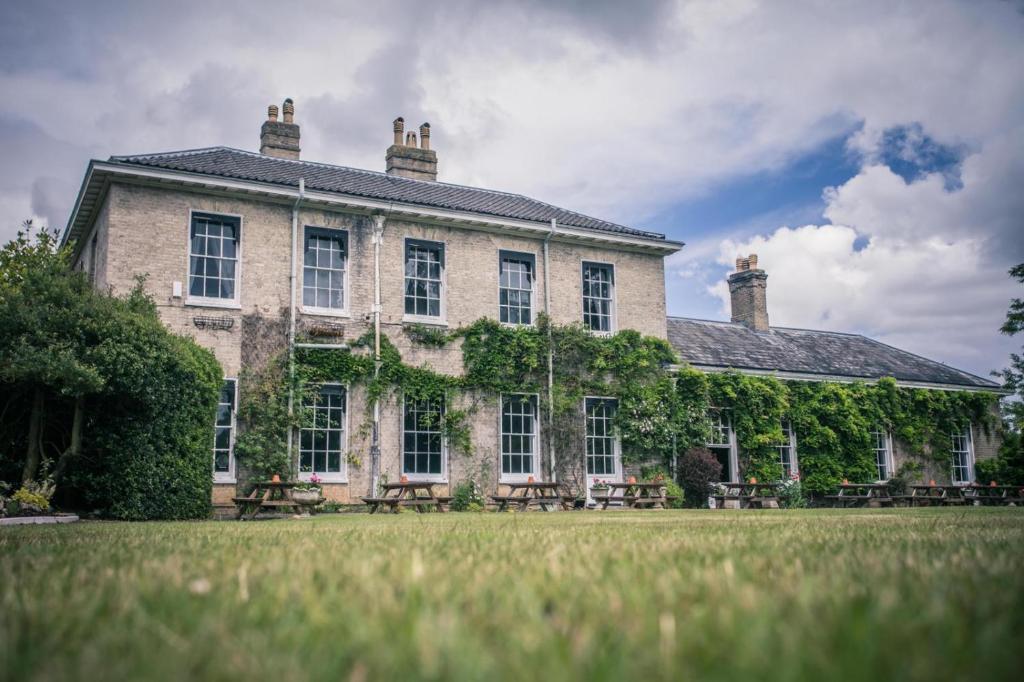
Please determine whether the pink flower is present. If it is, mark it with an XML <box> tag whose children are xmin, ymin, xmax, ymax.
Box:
<box><xmin>310</xmin><ymin>473</ymin><xmax>321</xmax><ymax>484</ymax></box>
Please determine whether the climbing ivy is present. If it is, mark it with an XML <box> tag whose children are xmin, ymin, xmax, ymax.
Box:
<box><xmin>234</xmin><ymin>313</ymin><xmax>1000</xmax><ymax>497</ymax></box>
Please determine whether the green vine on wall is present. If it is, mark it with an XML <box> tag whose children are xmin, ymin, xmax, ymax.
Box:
<box><xmin>234</xmin><ymin>313</ymin><xmax>1000</xmax><ymax>495</ymax></box>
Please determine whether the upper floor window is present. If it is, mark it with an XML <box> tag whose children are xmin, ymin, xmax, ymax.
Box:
<box><xmin>87</xmin><ymin>233</ymin><xmax>99</xmax><ymax>285</ymax></box>
<box><xmin>403</xmin><ymin>393</ymin><xmax>446</xmax><ymax>479</ymax></box>
<box><xmin>213</xmin><ymin>379</ymin><xmax>236</xmax><ymax>482</ymax></box>
<box><xmin>582</xmin><ymin>262</ymin><xmax>614</xmax><ymax>332</ymax></box>
<box><xmin>585</xmin><ymin>397</ymin><xmax>619</xmax><ymax>476</ymax></box>
<box><xmin>951</xmin><ymin>428</ymin><xmax>974</xmax><ymax>485</ymax></box>
<box><xmin>707</xmin><ymin>410</ymin><xmax>735</xmax><ymax>482</ymax></box>
<box><xmin>501</xmin><ymin>394</ymin><xmax>538</xmax><ymax>479</ymax></box>
<box><xmin>777</xmin><ymin>421</ymin><xmax>798</xmax><ymax>478</ymax></box>
<box><xmin>405</xmin><ymin>239</ymin><xmax>444</xmax><ymax>319</ymax></box>
<box><xmin>299</xmin><ymin>384</ymin><xmax>347</xmax><ymax>481</ymax></box>
<box><xmin>189</xmin><ymin>212</ymin><xmax>240</xmax><ymax>302</ymax></box>
<box><xmin>872</xmin><ymin>429</ymin><xmax>893</xmax><ymax>481</ymax></box>
<box><xmin>303</xmin><ymin>227</ymin><xmax>348</xmax><ymax>313</ymax></box>
<box><xmin>499</xmin><ymin>251</ymin><xmax>535</xmax><ymax>325</ymax></box>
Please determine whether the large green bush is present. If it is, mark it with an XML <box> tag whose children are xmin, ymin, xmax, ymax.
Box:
<box><xmin>0</xmin><ymin>224</ymin><xmax>221</xmax><ymax>519</ymax></box>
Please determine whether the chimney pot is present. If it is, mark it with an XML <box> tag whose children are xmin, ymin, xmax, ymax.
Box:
<box><xmin>727</xmin><ymin>253</ymin><xmax>769</xmax><ymax>331</ymax></box>
<box><xmin>386</xmin><ymin>115</ymin><xmax>438</xmax><ymax>181</ymax></box>
<box><xmin>260</xmin><ymin>98</ymin><xmax>300</xmax><ymax>160</ymax></box>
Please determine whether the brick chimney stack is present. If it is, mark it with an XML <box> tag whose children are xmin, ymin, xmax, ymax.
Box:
<box><xmin>260</xmin><ymin>98</ymin><xmax>301</xmax><ymax>160</ymax></box>
<box><xmin>728</xmin><ymin>254</ymin><xmax>769</xmax><ymax>332</ymax></box>
<box><xmin>386</xmin><ymin>117</ymin><xmax>438</xmax><ymax>181</ymax></box>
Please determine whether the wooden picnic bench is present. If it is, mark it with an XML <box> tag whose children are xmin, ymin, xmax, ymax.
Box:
<box><xmin>906</xmin><ymin>485</ymin><xmax>967</xmax><ymax>506</ymax></box>
<box><xmin>825</xmin><ymin>483</ymin><xmax>894</xmax><ymax>508</ymax></box>
<box><xmin>491</xmin><ymin>482</ymin><xmax>571</xmax><ymax>511</ymax></box>
<box><xmin>714</xmin><ymin>482</ymin><xmax>780</xmax><ymax>509</ymax></box>
<box><xmin>963</xmin><ymin>484</ymin><xmax>1024</xmax><ymax>506</ymax></box>
<box><xmin>362</xmin><ymin>481</ymin><xmax>447</xmax><ymax>513</ymax></box>
<box><xmin>593</xmin><ymin>481</ymin><xmax>670</xmax><ymax>509</ymax></box>
<box><xmin>233</xmin><ymin>481</ymin><xmax>302</xmax><ymax>520</ymax></box>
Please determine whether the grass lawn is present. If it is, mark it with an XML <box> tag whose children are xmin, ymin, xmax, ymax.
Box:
<box><xmin>2</xmin><ymin>509</ymin><xmax>1023</xmax><ymax>681</ymax></box>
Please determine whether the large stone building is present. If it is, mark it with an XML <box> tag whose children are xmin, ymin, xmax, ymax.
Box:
<box><xmin>61</xmin><ymin>99</ymin><xmax>1003</xmax><ymax>504</ymax></box>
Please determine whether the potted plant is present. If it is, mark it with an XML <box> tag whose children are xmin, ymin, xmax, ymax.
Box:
<box><xmin>590</xmin><ymin>479</ymin><xmax>609</xmax><ymax>498</ymax></box>
<box><xmin>291</xmin><ymin>473</ymin><xmax>323</xmax><ymax>514</ymax></box>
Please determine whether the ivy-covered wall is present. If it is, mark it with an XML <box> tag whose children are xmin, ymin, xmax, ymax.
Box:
<box><xmin>232</xmin><ymin>314</ymin><xmax>1001</xmax><ymax>500</ymax></box>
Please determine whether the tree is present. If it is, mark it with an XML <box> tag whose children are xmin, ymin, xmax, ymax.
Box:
<box><xmin>987</xmin><ymin>263</ymin><xmax>1024</xmax><ymax>484</ymax></box>
<box><xmin>0</xmin><ymin>221</ymin><xmax>222</xmax><ymax>518</ymax></box>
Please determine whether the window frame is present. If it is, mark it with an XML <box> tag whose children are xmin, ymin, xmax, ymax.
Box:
<box><xmin>583</xmin><ymin>396</ymin><xmax>621</xmax><ymax>481</ymax></box>
<box><xmin>497</xmin><ymin>250</ymin><xmax>537</xmax><ymax>327</ymax></box>
<box><xmin>777</xmin><ymin>420</ymin><xmax>799</xmax><ymax>479</ymax></box>
<box><xmin>401</xmin><ymin>392</ymin><xmax>448</xmax><ymax>482</ymax></box>
<box><xmin>213</xmin><ymin>377</ymin><xmax>238</xmax><ymax>484</ymax></box>
<box><xmin>297</xmin><ymin>383</ymin><xmax>349</xmax><ymax>483</ymax></box>
<box><xmin>706</xmin><ymin>409</ymin><xmax>739</xmax><ymax>483</ymax></box>
<box><xmin>872</xmin><ymin>429</ymin><xmax>894</xmax><ymax>482</ymax></box>
<box><xmin>499</xmin><ymin>393</ymin><xmax>541</xmax><ymax>482</ymax></box>
<box><xmin>581</xmin><ymin>260</ymin><xmax>616</xmax><ymax>334</ymax></box>
<box><xmin>950</xmin><ymin>427</ymin><xmax>975</xmax><ymax>486</ymax></box>
<box><xmin>186</xmin><ymin>209</ymin><xmax>243</xmax><ymax>309</ymax></box>
<box><xmin>300</xmin><ymin>226</ymin><xmax>350</xmax><ymax>318</ymax></box>
<box><xmin>402</xmin><ymin>237</ymin><xmax>447</xmax><ymax>325</ymax></box>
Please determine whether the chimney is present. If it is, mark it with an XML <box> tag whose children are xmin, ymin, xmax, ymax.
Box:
<box><xmin>728</xmin><ymin>254</ymin><xmax>769</xmax><ymax>331</ymax></box>
<box><xmin>386</xmin><ymin>117</ymin><xmax>437</xmax><ymax>181</ymax></box>
<box><xmin>260</xmin><ymin>98</ymin><xmax>301</xmax><ymax>160</ymax></box>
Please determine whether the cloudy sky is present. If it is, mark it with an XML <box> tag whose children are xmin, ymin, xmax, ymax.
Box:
<box><xmin>2</xmin><ymin>0</ymin><xmax>1022</xmax><ymax>379</ymax></box>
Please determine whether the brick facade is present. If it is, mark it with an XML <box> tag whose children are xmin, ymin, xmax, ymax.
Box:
<box><xmin>81</xmin><ymin>180</ymin><xmax>669</xmax><ymax>502</ymax></box>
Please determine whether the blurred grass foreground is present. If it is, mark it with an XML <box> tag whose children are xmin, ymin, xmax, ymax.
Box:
<box><xmin>2</xmin><ymin>509</ymin><xmax>1023</xmax><ymax>681</ymax></box>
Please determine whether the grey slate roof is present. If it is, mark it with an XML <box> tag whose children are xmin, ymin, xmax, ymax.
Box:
<box><xmin>667</xmin><ymin>317</ymin><xmax>1000</xmax><ymax>389</ymax></box>
<box><xmin>109</xmin><ymin>147</ymin><xmax>666</xmax><ymax>240</ymax></box>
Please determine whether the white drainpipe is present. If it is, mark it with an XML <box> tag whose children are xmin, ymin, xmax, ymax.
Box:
<box><xmin>286</xmin><ymin>178</ymin><xmax>305</xmax><ymax>467</ymax></box>
<box><xmin>544</xmin><ymin>218</ymin><xmax>557</xmax><ymax>482</ymax></box>
<box><xmin>370</xmin><ymin>212</ymin><xmax>386</xmax><ymax>495</ymax></box>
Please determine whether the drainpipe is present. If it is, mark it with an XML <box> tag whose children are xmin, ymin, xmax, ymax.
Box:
<box><xmin>370</xmin><ymin>212</ymin><xmax>386</xmax><ymax>496</ymax></box>
<box><xmin>286</xmin><ymin>178</ymin><xmax>305</xmax><ymax>467</ymax></box>
<box><xmin>543</xmin><ymin>218</ymin><xmax>557</xmax><ymax>482</ymax></box>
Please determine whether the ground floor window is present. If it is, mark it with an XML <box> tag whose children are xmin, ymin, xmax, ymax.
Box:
<box><xmin>299</xmin><ymin>384</ymin><xmax>346</xmax><ymax>481</ymax></box>
<box><xmin>951</xmin><ymin>428</ymin><xmax>974</xmax><ymax>485</ymax></box>
<box><xmin>501</xmin><ymin>394</ymin><xmax>537</xmax><ymax>479</ymax></box>
<box><xmin>585</xmin><ymin>397</ymin><xmax>618</xmax><ymax>476</ymax></box>
<box><xmin>707</xmin><ymin>410</ymin><xmax>735</xmax><ymax>482</ymax></box>
<box><xmin>873</xmin><ymin>430</ymin><xmax>893</xmax><ymax>481</ymax></box>
<box><xmin>213</xmin><ymin>379</ymin><xmax>236</xmax><ymax>481</ymax></box>
<box><xmin>777</xmin><ymin>421</ymin><xmax>797</xmax><ymax>478</ymax></box>
<box><xmin>403</xmin><ymin>394</ymin><xmax>445</xmax><ymax>478</ymax></box>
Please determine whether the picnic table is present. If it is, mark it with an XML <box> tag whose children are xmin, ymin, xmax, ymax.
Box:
<box><xmin>593</xmin><ymin>481</ymin><xmax>674</xmax><ymax>509</ymax></box>
<box><xmin>362</xmin><ymin>481</ymin><xmax>449</xmax><ymax>513</ymax></box>
<box><xmin>964</xmin><ymin>484</ymin><xmax>1024</xmax><ymax>506</ymax></box>
<box><xmin>714</xmin><ymin>481</ymin><xmax>780</xmax><ymax>509</ymax></box>
<box><xmin>906</xmin><ymin>485</ymin><xmax>968</xmax><ymax>506</ymax></box>
<box><xmin>491</xmin><ymin>482</ymin><xmax>573</xmax><ymax>511</ymax></box>
<box><xmin>826</xmin><ymin>483</ymin><xmax>894</xmax><ymax>508</ymax></box>
<box><xmin>233</xmin><ymin>481</ymin><xmax>302</xmax><ymax>520</ymax></box>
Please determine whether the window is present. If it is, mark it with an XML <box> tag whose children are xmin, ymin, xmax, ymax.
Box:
<box><xmin>872</xmin><ymin>430</ymin><xmax>893</xmax><ymax>481</ymax></box>
<box><xmin>189</xmin><ymin>212</ymin><xmax>240</xmax><ymax>302</ymax></box>
<box><xmin>403</xmin><ymin>394</ymin><xmax>445</xmax><ymax>478</ymax></box>
<box><xmin>299</xmin><ymin>385</ymin><xmax>347</xmax><ymax>480</ymax></box>
<box><xmin>88</xmin><ymin>233</ymin><xmax>99</xmax><ymax>285</ymax></box>
<box><xmin>951</xmin><ymin>429</ymin><xmax>974</xmax><ymax>485</ymax></box>
<box><xmin>777</xmin><ymin>421</ymin><xmax>798</xmax><ymax>478</ymax></box>
<box><xmin>213</xmin><ymin>379</ymin><xmax>236</xmax><ymax>481</ymax></box>
<box><xmin>582</xmin><ymin>262</ymin><xmax>614</xmax><ymax>332</ymax></box>
<box><xmin>707</xmin><ymin>410</ymin><xmax>735</xmax><ymax>482</ymax></box>
<box><xmin>499</xmin><ymin>251</ymin><xmax>535</xmax><ymax>325</ymax></box>
<box><xmin>501</xmin><ymin>394</ymin><xmax>538</xmax><ymax>478</ymax></box>
<box><xmin>585</xmin><ymin>397</ymin><xmax>618</xmax><ymax>476</ymax></box>
<box><xmin>404</xmin><ymin>239</ymin><xmax>444</xmax><ymax>319</ymax></box>
<box><xmin>303</xmin><ymin>227</ymin><xmax>347</xmax><ymax>312</ymax></box>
